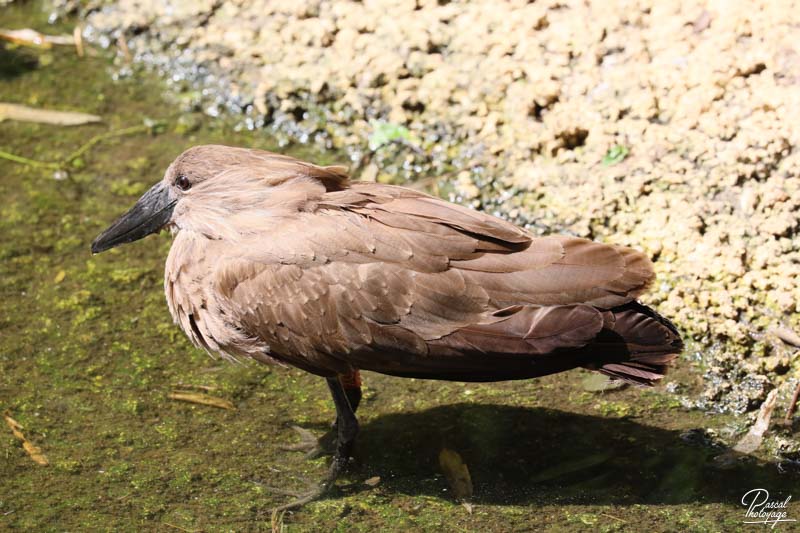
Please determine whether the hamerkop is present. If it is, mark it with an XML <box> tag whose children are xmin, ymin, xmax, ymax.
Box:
<box><xmin>92</xmin><ymin>145</ymin><xmax>682</xmax><ymax>508</ymax></box>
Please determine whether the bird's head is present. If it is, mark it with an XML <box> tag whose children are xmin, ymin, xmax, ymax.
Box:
<box><xmin>91</xmin><ymin>145</ymin><xmax>348</xmax><ymax>253</ymax></box>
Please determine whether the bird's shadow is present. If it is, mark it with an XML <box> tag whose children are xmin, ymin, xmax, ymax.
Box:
<box><xmin>341</xmin><ymin>403</ymin><xmax>797</xmax><ymax>506</ymax></box>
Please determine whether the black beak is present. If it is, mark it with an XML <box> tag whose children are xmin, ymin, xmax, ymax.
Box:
<box><xmin>91</xmin><ymin>181</ymin><xmax>176</xmax><ymax>254</ymax></box>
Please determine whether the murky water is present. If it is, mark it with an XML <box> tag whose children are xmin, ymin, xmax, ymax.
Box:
<box><xmin>1</xmin><ymin>3</ymin><xmax>798</xmax><ymax>531</ymax></box>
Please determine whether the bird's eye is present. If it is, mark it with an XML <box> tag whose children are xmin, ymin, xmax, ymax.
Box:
<box><xmin>175</xmin><ymin>175</ymin><xmax>191</xmax><ymax>191</ymax></box>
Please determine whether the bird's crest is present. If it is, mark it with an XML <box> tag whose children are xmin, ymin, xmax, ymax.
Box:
<box><xmin>170</xmin><ymin>144</ymin><xmax>350</xmax><ymax>191</ymax></box>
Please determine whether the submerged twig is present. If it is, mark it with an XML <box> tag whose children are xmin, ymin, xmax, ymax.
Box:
<box><xmin>0</xmin><ymin>28</ymin><xmax>75</xmax><ymax>49</ymax></box>
<box><xmin>0</xmin><ymin>121</ymin><xmax>163</xmax><ymax>172</ymax></box>
<box><xmin>65</xmin><ymin>123</ymin><xmax>154</xmax><ymax>164</ymax></box>
<box><xmin>73</xmin><ymin>26</ymin><xmax>84</xmax><ymax>58</ymax></box>
<box><xmin>162</xmin><ymin>522</ymin><xmax>198</xmax><ymax>533</ymax></box>
<box><xmin>271</xmin><ymin>509</ymin><xmax>286</xmax><ymax>533</ymax></box>
<box><xmin>733</xmin><ymin>389</ymin><xmax>778</xmax><ymax>454</ymax></box>
<box><xmin>3</xmin><ymin>411</ymin><xmax>49</xmax><ymax>466</ymax></box>
<box><xmin>174</xmin><ymin>383</ymin><xmax>218</xmax><ymax>392</ymax></box>
<box><xmin>600</xmin><ymin>513</ymin><xmax>627</xmax><ymax>523</ymax></box>
<box><xmin>0</xmin><ymin>103</ymin><xmax>101</xmax><ymax>125</ymax></box>
<box><xmin>0</xmin><ymin>150</ymin><xmax>60</xmax><ymax>170</ymax></box>
<box><xmin>168</xmin><ymin>391</ymin><xmax>235</xmax><ymax>410</ymax></box>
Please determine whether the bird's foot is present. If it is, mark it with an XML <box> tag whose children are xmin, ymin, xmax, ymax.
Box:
<box><xmin>280</xmin><ymin>425</ymin><xmax>337</xmax><ymax>459</ymax></box>
<box><xmin>270</xmin><ymin>451</ymin><xmax>350</xmax><ymax>512</ymax></box>
<box><xmin>280</xmin><ymin>373</ymin><xmax>361</xmax><ymax>460</ymax></box>
<box><xmin>270</xmin><ymin>377</ymin><xmax>360</xmax><ymax>512</ymax></box>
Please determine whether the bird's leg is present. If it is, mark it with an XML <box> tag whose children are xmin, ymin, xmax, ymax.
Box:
<box><xmin>273</xmin><ymin>376</ymin><xmax>360</xmax><ymax>511</ymax></box>
<box><xmin>281</xmin><ymin>370</ymin><xmax>362</xmax><ymax>457</ymax></box>
<box><xmin>337</xmin><ymin>369</ymin><xmax>362</xmax><ymax>421</ymax></box>
<box><xmin>327</xmin><ymin>374</ymin><xmax>360</xmax><ymax>472</ymax></box>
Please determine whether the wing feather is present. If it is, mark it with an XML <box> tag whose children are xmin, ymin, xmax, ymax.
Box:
<box><xmin>210</xmin><ymin>180</ymin><xmax>659</xmax><ymax>377</ymax></box>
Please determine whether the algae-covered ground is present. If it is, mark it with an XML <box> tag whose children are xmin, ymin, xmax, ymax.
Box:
<box><xmin>1</xmin><ymin>3</ymin><xmax>799</xmax><ymax>532</ymax></box>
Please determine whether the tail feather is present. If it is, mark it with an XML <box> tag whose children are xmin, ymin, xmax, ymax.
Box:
<box><xmin>585</xmin><ymin>301</ymin><xmax>683</xmax><ymax>386</ymax></box>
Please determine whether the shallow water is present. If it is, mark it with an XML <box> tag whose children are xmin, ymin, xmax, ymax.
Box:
<box><xmin>1</xmin><ymin>3</ymin><xmax>798</xmax><ymax>532</ymax></box>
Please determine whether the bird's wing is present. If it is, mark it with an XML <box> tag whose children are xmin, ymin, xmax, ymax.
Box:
<box><xmin>212</xmin><ymin>183</ymin><xmax>654</xmax><ymax>376</ymax></box>
<box><xmin>325</xmin><ymin>183</ymin><xmax>654</xmax><ymax>308</ymax></box>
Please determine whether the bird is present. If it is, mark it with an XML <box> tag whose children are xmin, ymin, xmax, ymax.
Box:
<box><xmin>91</xmin><ymin>144</ymin><xmax>683</xmax><ymax>509</ymax></box>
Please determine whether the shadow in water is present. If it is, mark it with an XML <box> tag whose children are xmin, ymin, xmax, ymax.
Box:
<box><xmin>345</xmin><ymin>403</ymin><xmax>797</xmax><ymax>506</ymax></box>
<box><xmin>0</xmin><ymin>47</ymin><xmax>39</xmax><ymax>80</ymax></box>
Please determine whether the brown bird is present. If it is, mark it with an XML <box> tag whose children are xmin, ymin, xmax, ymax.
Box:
<box><xmin>92</xmin><ymin>145</ymin><xmax>682</xmax><ymax>508</ymax></box>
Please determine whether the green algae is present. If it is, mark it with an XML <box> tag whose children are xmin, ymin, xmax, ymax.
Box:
<box><xmin>1</xmin><ymin>3</ymin><xmax>799</xmax><ymax>532</ymax></box>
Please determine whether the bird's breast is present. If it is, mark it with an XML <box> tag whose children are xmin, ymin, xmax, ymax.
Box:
<box><xmin>163</xmin><ymin>233</ymin><xmax>251</xmax><ymax>362</ymax></box>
